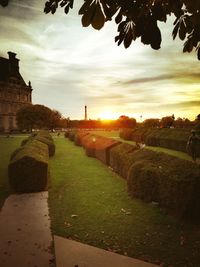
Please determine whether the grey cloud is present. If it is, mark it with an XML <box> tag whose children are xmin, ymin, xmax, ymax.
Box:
<box><xmin>154</xmin><ymin>100</ymin><xmax>200</xmax><ymax>111</ymax></box>
<box><xmin>118</xmin><ymin>74</ymin><xmax>174</xmax><ymax>85</ymax></box>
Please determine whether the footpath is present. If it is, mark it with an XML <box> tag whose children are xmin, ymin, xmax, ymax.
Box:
<box><xmin>0</xmin><ymin>192</ymin><xmax>158</xmax><ymax>267</ymax></box>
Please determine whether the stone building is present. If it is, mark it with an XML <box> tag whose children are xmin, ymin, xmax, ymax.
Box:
<box><xmin>0</xmin><ymin>52</ymin><xmax>32</xmax><ymax>132</ymax></box>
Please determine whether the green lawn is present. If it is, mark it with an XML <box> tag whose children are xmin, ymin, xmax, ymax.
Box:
<box><xmin>49</xmin><ymin>138</ymin><xmax>200</xmax><ymax>267</ymax></box>
<box><xmin>0</xmin><ymin>136</ymin><xmax>24</xmax><ymax>209</ymax></box>
<box><xmin>89</xmin><ymin>130</ymin><xmax>192</xmax><ymax>161</ymax></box>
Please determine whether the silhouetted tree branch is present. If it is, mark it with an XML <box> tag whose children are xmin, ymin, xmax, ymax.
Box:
<box><xmin>1</xmin><ymin>0</ymin><xmax>200</xmax><ymax>60</ymax></box>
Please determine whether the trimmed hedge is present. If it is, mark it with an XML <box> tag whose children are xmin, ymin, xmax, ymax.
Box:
<box><xmin>119</xmin><ymin>129</ymin><xmax>134</xmax><ymax>140</ymax></box>
<box><xmin>109</xmin><ymin>143</ymin><xmax>139</xmax><ymax>179</ymax></box>
<box><xmin>8</xmin><ymin>140</ymin><xmax>49</xmax><ymax>193</ymax></box>
<box><xmin>21</xmin><ymin>131</ymin><xmax>55</xmax><ymax>157</ymax></box>
<box><xmin>81</xmin><ymin>134</ymin><xmax>121</xmax><ymax>164</ymax></box>
<box><xmin>127</xmin><ymin>149</ymin><xmax>200</xmax><ymax>221</ymax></box>
<box><xmin>21</xmin><ymin>138</ymin><xmax>29</xmax><ymax>146</ymax></box>
<box><xmin>34</xmin><ymin>135</ymin><xmax>55</xmax><ymax>157</ymax></box>
<box><xmin>68</xmin><ymin>130</ymin><xmax>77</xmax><ymax>141</ymax></box>
<box><xmin>81</xmin><ymin>134</ymin><xmax>99</xmax><ymax>157</ymax></box>
<box><xmin>74</xmin><ymin>131</ymin><xmax>89</xmax><ymax>146</ymax></box>
<box><xmin>94</xmin><ymin>137</ymin><xmax>121</xmax><ymax>165</ymax></box>
<box><xmin>128</xmin><ymin>127</ymin><xmax>200</xmax><ymax>154</ymax></box>
<box><xmin>64</xmin><ymin>131</ymin><xmax>70</xmax><ymax>138</ymax></box>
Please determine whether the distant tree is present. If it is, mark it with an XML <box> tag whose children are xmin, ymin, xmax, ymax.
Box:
<box><xmin>16</xmin><ymin>104</ymin><xmax>55</xmax><ymax>131</ymax></box>
<box><xmin>117</xmin><ymin>115</ymin><xmax>136</xmax><ymax>128</ymax></box>
<box><xmin>50</xmin><ymin>109</ymin><xmax>62</xmax><ymax>130</ymax></box>
<box><xmin>1</xmin><ymin>0</ymin><xmax>200</xmax><ymax>60</ymax></box>
<box><xmin>143</xmin><ymin>118</ymin><xmax>160</xmax><ymax>128</ymax></box>
<box><xmin>16</xmin><ymin>104</ymin><xmax>35</xmax><ymax>132</ymax></box>
<box><xmin>160</xmin><ymin>115</ymin><xmax>174</xmax><ymax>128</ymax></box>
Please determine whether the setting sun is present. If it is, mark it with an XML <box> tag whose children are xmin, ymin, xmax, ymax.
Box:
<box><xmin>98</xmin><ymin>110</ymin><xmax>116</xmax><ymax>120</ymax></box>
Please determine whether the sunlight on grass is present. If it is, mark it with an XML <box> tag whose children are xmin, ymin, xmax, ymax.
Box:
<box><xmin>49</xmin><ymin>138</ymin><xmax>200</xmax><ymax>266</ymax></box>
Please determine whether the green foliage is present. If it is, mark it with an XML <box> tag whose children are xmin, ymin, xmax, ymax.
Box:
<box><xmin>80</xmin><ymin>133</ymin><xmax>121</xmax><ymax>164</ymax></box>
<box><xmin>21</xmin><ymin>138</ymin><xmax>29</xmax><ymax>146</ymax></box>
<box><xmin>119</xmin><ymin>129</ymin><xmax>133</xmax><ymax>140</ymax></box>
<box><xmin>10</xmin><ymin>146</ymin><xmax>24</xmax><ymax>161</ymax></box>
<box><xmin>42</xmin><ymin>0</ymin><xmax>200</xmax><ymax>60</ymax></box>
<box><xmin>48</xmin><ymin>137</ymin><xmax>200</xmax><ymax>266</ymax></box>
<box><xmin>74</xmin><ymin>131</ymin><xmax>89</xmax><ymax>146</ymax></box>
<box><xmin>0</xmin><ymin>137</ymin><xmax>23</xmax><ymax>209</ymax></box>
<box><xmin>93</xmin><ymin>136</ymin><xmax>121</xmax><ymax>165</ymax></box>
<box><xmin>34</xmin><ymin>135</ymin><xmax>55</xmax><ymax>157</ymax></box>
<box><xmin>68</xmin><ymin>130</ymin><xmax>77</xmax><ymax>141</ymax></box>
<box><xmin>127</xmin><ymin>160</ymin><xmax>160</xmax><ymax>202</ymax></box>
<box><xmin>160</xmin><ymin>116</ymin><xmax>175</xmax><ymax>128</ymax></box>
<box><xmin>16</xmin><ymin>104</ymin><xmax>62</xmax><ymax>131</ymax></box>
<box><xmin>8</xmin><ymin>140</ymin><xmax>49</xmax><ymax>193</ymax></box>
<box><xmin>127</xmin><ymin>149</ymin><xmax>200</xmax><ymax>221</ymax></box>
<box><xmin>64</xmin><ymin>131</ymin><xmax>70</xmax><ymax>138</ymax></box>
<box><xmin>143</xmin><ymin>118</ymin><xmax>160</xmax><ymax>128</ymax></box>
<box><xmin>21</xmin><ymin>131</ymin><xmax>55</xmax><ymax>157</ymax></box>
<box><xmin>129</xmin><ymin>127</ymin><xmax>196</xmax><ymax>153</ymax></box>
<box><xmin>110</xmin><ymin>142</ymin><xmax>139</xmax><ymax>179</ymax></box>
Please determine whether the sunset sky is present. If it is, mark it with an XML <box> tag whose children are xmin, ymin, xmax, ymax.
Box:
<box><xmin>0</xmin><ymin>0</ymin><xmax>199</xmax><ymax>121</ymax></box>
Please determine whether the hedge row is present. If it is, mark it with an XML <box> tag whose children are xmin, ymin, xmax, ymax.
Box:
<box><xmin>8</xmin><ymin>131</ymin><xmax>55</xmax><ymax>193</ymax></box>
<box><xmin>65</xmin><ymin>130</ymin><xmax>200</xmax><ymax>222</ymax></box>
<box><xmin>120</xmin><ymin>127</ymin><xmax>200</xmax><ymax>154</ymax></box>
<box><xmin>81</xmin><ymin>133</ymin><xmax>121</xmax><ymax>165</ymax></box>
<box><xmin>127</xmin><ymin>150</ymin><xmax>200</xmax><ymax>219</ymax></box>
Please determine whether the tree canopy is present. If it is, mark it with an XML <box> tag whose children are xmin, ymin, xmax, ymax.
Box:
<box><xmin>1</xmin><ymin>0</ymin><xmax>199</xmax><ymax>59</ymax></box>
<box><xmin>16</xmin><ymin>104</ymin><xmax>62</xmax><ymax>131</ymax></box>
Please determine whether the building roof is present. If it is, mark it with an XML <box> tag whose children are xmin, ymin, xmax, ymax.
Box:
<box><xmin>0</xmin><ymin>52</ymin><xmax>27</xmax><ymax>87</ymax></box>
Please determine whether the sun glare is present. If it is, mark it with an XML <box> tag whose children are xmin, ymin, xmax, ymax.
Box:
<box><xmin>98</xmin><ymin>111</ymin><xmax>116</xmax><ymax>120</ymax></box>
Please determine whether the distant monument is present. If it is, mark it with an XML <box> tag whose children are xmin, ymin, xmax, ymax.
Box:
<box><xmin>0</xmin><ymin>52</ymin><xmax>32</xmax><ymax>132</ymax></box>
<box><xmin>84</xmin><ymin>105</ymin><xmax>88</xmax><ymax>121</ymax></box>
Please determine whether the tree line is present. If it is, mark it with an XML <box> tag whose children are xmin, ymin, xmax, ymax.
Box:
<box><xmin>16</xmin><ymin>104</ymin><xmax>200</xmax><ymax>131</ymax></box>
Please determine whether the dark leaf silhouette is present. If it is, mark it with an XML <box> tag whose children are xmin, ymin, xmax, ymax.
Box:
<box><xmin>198</xmin><ymin>47</ymin><xmax>200</xmax><ymax>60</ymax></box>
<box><xmin>0</xmin><ymin>0</ymin><xmax>9</xmax><ymax>7</ymax></box>
<box><xmin>2</xmin><ymin>0</ymin><xmax>200</xmax><ymax>60</ymax></box>
<box><xmin>183</xmin><ymin>38</ymin><xmax>193</xmax><ymax>53</ymax></box>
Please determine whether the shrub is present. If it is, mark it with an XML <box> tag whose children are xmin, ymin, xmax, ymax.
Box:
<box><xmin>74</xmin><ymin>131</ymin><xmax>89</xmax><ymax>146</ymax></box>
<box><xmin>94</xmin><ymin>137</ymin><xmax>121</xmax><ymax>165</ymax></box>
<box><xmin>21</xmin><ymin>131</ymin><xmax>55</xmax><ymax>157</ymax></box>
<box><xmin>82</xmin><ymin>134</ymin><xmax>99</xmax><ymax>158</ymax></box>
<box><xmin>81</xmin><ymin>134</ymin><xmax>121</xmax><ymax>164</ymax></box>
<box><xmin>64</xmin><ymin>131</ymin><xmax>70</xmax><ymax>138</ymax></box>
<box><xmin>10</xmin><ymin>146</ymin><xmax>24</xmax><ymax>161</ymax></box>
<box><xmin>68</xmin><ymin>130</ymin><xmax>77</xmax><ymax>141</ymax></box>
<box><xmin>131</xmin><ymin>127</ymin><xmax>196</xmax><ymax>153</ymax></box>
<box><xmin>109</xmin><ymin>143</ymin><xmax>139</xmax><ymax>179</ymax></box>
<box><xmin>127</xmin><ymin>149</ymin><xmax>200</xmax><ymax>221</ymax></box>
<box><xmin>37</xmin><ymin>130</ymin><xmax>54</xmax><ymax>142</ymax></box>
<box><xmin>34</xmin><ymin>135</ymin><xmax>55</xmax><ymax>157</ymax></box>
<box><xmin>119</xmin><ymin>129</ymin><xmax>133</xmax><ymax>140</ymax></box>
<box><xmin>127</xmin><ymin>160</ymin><xmax>160</xmax><ymax>202</ymax></box>
<box><xmin>21</xmin><ymin>138</ymin><xmax>29</xmax><ymax>146</ymax></box>
<box><xmin>8</xmin><ymin>140</ymin><xmax>49</xmax><ymax>193</ymax></box>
